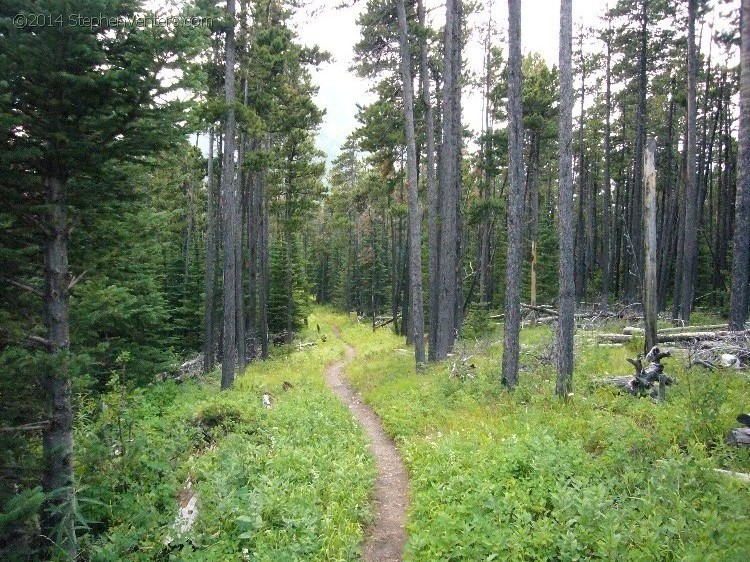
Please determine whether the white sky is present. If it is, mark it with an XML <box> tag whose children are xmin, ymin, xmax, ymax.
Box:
<box><xmin>293</xmin><ymin>0</ymin><xmax>613</xmax><ymax>164</ymax></box>
<box><xmin>294</xmin><ymin>0</ymin><xmax>740</xmax><ymax>165</ymax></box>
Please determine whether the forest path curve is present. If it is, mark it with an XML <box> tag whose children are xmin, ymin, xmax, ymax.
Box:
<box><xmin>325</xmin><ymin>327</ymin><xmax>408</xmax><ymax>562</ymax></box>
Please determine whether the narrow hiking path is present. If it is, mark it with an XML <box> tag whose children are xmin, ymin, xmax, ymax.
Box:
<box><xmin>325</xmin><ymin>327</ymin><xmax>408</xmax><ymax>562</ymax></box>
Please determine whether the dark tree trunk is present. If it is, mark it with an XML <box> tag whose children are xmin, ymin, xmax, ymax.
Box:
<box><xmin>658</xmin><ymin>79</ymin><xmax>677</xmax><ymax>311</ymax></box>
<box><xmin>236</xmin><ymin>120</ymin><xmax>246</xmax><ymax>370</ymax></box>
<box><xmin>479</xmin><ymin>16</ymin><xmax>493</xmax><ymax>307</ymax></box>
<box><xmin>247</xmin><ymin>144</ymin><xmax>258</xmax><ymax>355</ymax></box>
<box><xmin>259</xmin><ymin>135</ymin><xmax>270</xmax><ymax>358</ymax></box>
<box><xmin>434</xmin><ymin>0</ymin><xmax>462</xmax><ymax>360</ymax></box>
<box><xmin>575</xmin><ymin>41</ymin><xmax>587</xmax><ymax>302</ymax></box>
<box><xmin>419</xmin><ymin>0</ymin><xmax>440</xmax><ymax>359</ymax></box>
<box><xmin>680</xmin><ymin>0</ymin><xmax>698</xmax><ymax>323</ymax></box>
<box><xmin>204</xmin><ymin>127</ymin><xmax>217</xmax><ymax>372</ymax></box>
<box><xmin>630</xmin><ymin>0</ymin><xmax>649</xmax><ymax>300</ymax></box>
<box><xmin>397</xmin><ymin>0</ymin><xmax>426</xmax><ymax>365</ymax></box>
<box><xmin>41</xmin><ymin>174</ymin><xmax>76</xmax><ymax>559</ymax></box>
<box><xmin>183</xmin><ymin>158</ymin><xmax>195</xmax><ymax>297</ymax></box>
<box><xmin>220</xmin><ymin>0</ymin><xmax>237</xmax><ymax>389</ymax></box>
<box><xmin>730</xmin><ymin>0</ymin><xmax>750</xmax><ymax>330</ymax></box>
<box><xmin>673</xmin><ymin>137</ymin><xmax>688</xmax><ymax>320</ymax></box>
<box><xmin>556</xmin><ymin>0</ymin><xmax>575</xmax><ymax>398</ymax></box>
<box><xmin>602</xmin><ymin>21</ymin><xmax>613</xmax><ymax>304</ymax></box>
<box><xmin>501</xmin><ymin>0</ymin><xmax>525</xmax><ymax>389</ymax></box>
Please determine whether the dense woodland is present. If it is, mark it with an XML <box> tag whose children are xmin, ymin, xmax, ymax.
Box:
<box><xmin>1</xmin><ymin>0</ymin><xmax>749</xmax><ymax>559</ymax></box>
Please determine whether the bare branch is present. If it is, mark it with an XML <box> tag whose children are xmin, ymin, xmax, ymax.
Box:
<box><xmin>5</xmin><ymin>277</ymin><xmax>43</xmax><ymax>298</ymax></box>
<box><xmin>67</xmin><ymin>269</ymin><xmax>88</xmax><ymax>291</ymax></box>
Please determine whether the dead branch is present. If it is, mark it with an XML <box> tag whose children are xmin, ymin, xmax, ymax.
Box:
<box><xmin>5</xmin><ymin>277</ymin><xmax>43</xmax><ymax>298</ymax></box>
<box><xmin>0</xmin><ymin>421</ymin><xmax>49</xmax><ymax>432</ymax></box>
<box><xmin>67</xmin><ymin>269</ymin><xmax>88</xmax><ymax>291</ymax></box>
<box><xmin>26</xmin><ymin>334</ymin><xmax>52</xmax><ymax>348</ymax></box>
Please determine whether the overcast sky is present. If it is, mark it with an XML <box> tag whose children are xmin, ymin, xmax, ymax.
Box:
<box><xmin>292</xmin><ymin>0</ymin><xmax>613</xmax><ymax>165</ymax></box>
<box><xmin>292</xmin><ymin>0</ymin><xmax>739</xmax><ymax>166</ymax></box>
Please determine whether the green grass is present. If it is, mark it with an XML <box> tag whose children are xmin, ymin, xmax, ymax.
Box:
<box><xmin>69</xmin><ymin>308</ymin><xmax>750</xmax><ymax>560</ymax></box>
<box><xmin>75</xmin><ymin>312</ymin><xmax>375</xmax><ymax>561</ymax></box>
<box><xmin>336</xmin><ymin>313</ymin><xmax>750</xmax><ymax>561</ymax></box>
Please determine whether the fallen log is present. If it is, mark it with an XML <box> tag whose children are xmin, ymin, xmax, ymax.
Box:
<box><xmin>592</xmin><ymin>346</ymin><xmax>674</xmax><ymax>399</ymax></box>
<box><xmin>623</xmin><ymin>323</ymin><xmax>729</xmax><ymax>335</ymax></box>
<box><xmin>728</xmin><ymin>427</ymin><xmax>750</xmax><ymax>447</ymax></box>
<box><xmin>597</xmin><ymin>333</ymin><xmax>633</xmax><ymax>343</ymax></box>
<box><xmin>598</xmin><ymin>330</ymin><xmax>750</xmax><ymax>344</ymax></box>
<box><xmin>521</xmin><ymin>303</ymin><xmax>558</xmax><ymax>316</ymax></box>
<box><xmin>713</xmin><ymin>468</ymin><xmax>750</xmax><ymax>483</ymax></box>
<box><xmin>375</xmin><ymin>316</ymin><xmax>396</xmax><ymax>329</ymax></box>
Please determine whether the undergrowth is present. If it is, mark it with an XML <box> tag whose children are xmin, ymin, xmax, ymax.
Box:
<box><xmin>336</xmin><ymin>313</ymin><xmax>750</xmax><ymax>561</ymax></box>
<box><xmin>73</xmin><ymin>313</ymin><xmax>375</xmax><ymax>561</ymax></box>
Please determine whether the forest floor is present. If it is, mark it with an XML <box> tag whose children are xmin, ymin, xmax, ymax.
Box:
<box><xmin>323</xmin><ymin>328</ymin><xmax>408</xmax><ymax>562</ymax></box>
<box><xmin>75</xmin><ymin>307</ymin><xmax>750</xmax><ymax>560</ymax></box>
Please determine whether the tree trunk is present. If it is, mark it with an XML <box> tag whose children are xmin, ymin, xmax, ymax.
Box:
<box><xmin>630</xmin><ymin>0</ymin><xmax>649</xmax><ymax>299</ymax></box>
<box><xmin>183</xmin><ymin>158</ymin><xmax>195</xmax><ymax>297</ymax></box>
<box><xmin>435</xmin><ymin>0</ymin><xmax>462</xmax><ymax>360</ymax></box>
<box><xmin>247</xmin><ymin>144</ymin><xmax>258</xmax><ymax>355</ymax></box>
<box><xmin>602</xmin><ymin>20</ymin><xmax>613</xmax><ymax>304</ymax></box>
<box><xmin>556</xmin><ymin>0</ymin><xmax>575</xmax><ymax>398</ymax></box>
<box><xmin>204</xmin><ymin>127</ymin><xmax>217</xmax><ymax>372</ymax></box>
<box><xmin>418</xmin><ymin>0</ymin><xmax>440</xmax><ymax>360</ymax></box>
<box><xmin>220</xmin><ymin>0</ymin><xmax>237</xmax><ymax>389</ymax></box>
<box><xmin>673</xmin><ymin>132</ymin><xmax>688</xmax><ymax>319</ymax></box>
<box><xmin>658</xmin><ymin>78</ymin><xmax>677</xmax><ymax>311</ymax></box>
<box><xmin>575</xmin><ymin>41</ymin><xmax>587</xmax><ymax>302</ymax></box>
<box><xmin>479</xmin><ymin>12</ymin><xmax>493</xmax><ymax>307</ymax></box>
<box><xmin>259</xmin><ymin>135</ymin><xmax>270</xmax><ymax>358</ymax></box>
<box><xmin>680</xmin><ymin>0</ymin><xmax>698</xmax><ymax>323</ymax></box>
<box><xmin>501</xmin><ymin>0</ymin><xmax>525</xmax><ymax>390</ymax></box>
<box><xmin>397</xmin><ymin>0</ymin><xmax>426</xmax><ymax>366</ymax></box>
<box><xmin>730</xmin><ymin>0</ymin><xmax>750</xmax><ymax>330</ymax></box>
<box><xmin>41</xmin><ymin>174</ymin><xmax>76</xmax><ymax>559</ymax></box>
<box><xmin>644</xmin><ymin>138</ymin><xmax>658</xmax><ymax>353</ymax></box>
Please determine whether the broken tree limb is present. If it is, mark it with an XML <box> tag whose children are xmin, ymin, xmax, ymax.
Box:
<box><xmin>375</xmin><ymin>316</ymin><xmax>396</xmax><ymax>329</ymax></box>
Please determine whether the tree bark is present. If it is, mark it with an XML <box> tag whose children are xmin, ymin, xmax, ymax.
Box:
<box><xmin>397</xmin><ymin>0</ymin><xmax>426</xmax><ymax>365</ymax></box>
<box><xmin>556</xmin><ymin>0</ymin><xmax>575</xmax><ymax>398</ymax></box>
<box><xmin>501</xmin><ymin>0</ymin><xmax>525</xmax><ymax>390</ymax></box>
<box><xmin>630</xmin><ymin>0</ymin><xmax>649</xmax><ymax>300</ymax></box>
<box><xmin>220</xmin><ymin>0</ymin><xmax>237</xmax><ymax>389</ymax></box>
<box><xmin>730</xmin><ymin>0</ymin><xmax>750</xmax><ymax>329</ymax></box>
<box><xmin>680</xmin><ymin>0</ymin><xmax>698</xmax><ymax>323</ymax></box>
<box><xmin>644</xmin><ymin>138</ymin><xmax>658</xmax><ymax>353</ymax></box>
<box><xmin>259</xmin><ymin>135</ymin><xmax>270</xmax><ymax>358</ymax></box>
<box><xmin>434</xmin><ymin>0</ymin><xmax>462</xmax><ymax>360</ymax></box>
<box><xmin>418</xmin><ymin>0</ymin><xmax>440</xmax><ymax>360</ymax></box>
<box><xmin>204</xmin><ymin>127</ymin><xmax>217</xmax><ymax>372</ymax></box>
<box><xmin>41</xmin><ymin>174</ymin><xmax>76</xmax><ymax>559</ymax></box>
<box><xmin>602</xmin><ymin>19</ymin><xmax>613</xmax><ymax>304</ymax></box>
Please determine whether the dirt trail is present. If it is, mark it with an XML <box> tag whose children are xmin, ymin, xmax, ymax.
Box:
<box><xmin>325</xmin><ymin>328</ymin><xmax>408</xmax><ymax>562</ymax></box>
